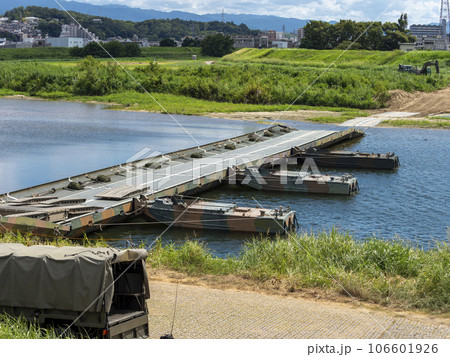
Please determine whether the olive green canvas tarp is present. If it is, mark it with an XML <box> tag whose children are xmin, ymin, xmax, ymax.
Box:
<box><xmin>0</xmin><ymin>244</ymin><xmax>148</xmax><ymax>313</ymax></box>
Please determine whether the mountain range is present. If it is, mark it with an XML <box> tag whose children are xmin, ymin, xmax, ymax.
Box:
<box><xmin>0</xmin><ymin>0</ymin><xmax>312</xmax><ymax>32</ymax></box>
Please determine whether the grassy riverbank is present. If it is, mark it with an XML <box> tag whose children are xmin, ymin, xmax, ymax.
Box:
<box><xmin>381</xmin><ymin>118</ymin><xmax>450</xmax><ymax>128</ymax></box>
<box><xmin>5</xmin><ymin>229</ymin><xmax>446</xmax><ymax>313</ymax></box>
<box><xmin>0</xmin><ymin>49</ymin><xmax>449</xmax><ymax>113</ymax></box>
<box><xmin>149</xmin><ymin>230</ymin><xmax>450</xmax><ymax>313</ymax></box>
<box><xmin>1</xmin><ymin>229</ymin><xmax>449</xmax><ymax>329</ymax></box>
<box><xmin>224</xmin><ymin>48</ymin><xmax>450</xmax><ymax>69</ymax></box>
<box><xmin>0</xmin><ymin>88</ymin><xmax>366</xmax><ymax>119</ymax></box>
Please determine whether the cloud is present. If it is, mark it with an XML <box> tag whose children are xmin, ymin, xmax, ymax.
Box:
<box><xmin>70</xmin><ymin>0</ymin><xmax>443</xmax><ymax>24</ymax></box>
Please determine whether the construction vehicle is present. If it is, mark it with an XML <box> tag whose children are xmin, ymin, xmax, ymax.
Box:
<box><xmin>398</xmin><ymin>60</ymin><xmax>440</xmax><ymax>75</ymax></box>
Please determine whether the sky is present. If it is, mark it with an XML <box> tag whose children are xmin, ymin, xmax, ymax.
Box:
<box><xmin>71</xmin><ymin>0</ymin><xmax>443</xmax><ymax>25</ymax></box>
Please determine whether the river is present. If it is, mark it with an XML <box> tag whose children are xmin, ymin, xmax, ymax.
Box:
<box><xmin>0</xmin><ymin>98</ymin><xmax>448</xmax><ymax>255</ymax></box>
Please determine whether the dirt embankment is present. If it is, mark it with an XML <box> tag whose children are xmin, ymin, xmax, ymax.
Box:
<box><xmin>208</xmin><ymin>110</ymin><xmax>341</xmax><ymax>122</ymax></box>
<box><xmin>383</xmin><ymin>87</ymin><xmax>450</xmax><ymax>117</ymax></box>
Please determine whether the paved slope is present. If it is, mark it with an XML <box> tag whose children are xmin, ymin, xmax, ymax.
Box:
<box><xmin>148</xmin><ymin>281</ymin><xmax>450</xmax><ymax>339</ymax></box>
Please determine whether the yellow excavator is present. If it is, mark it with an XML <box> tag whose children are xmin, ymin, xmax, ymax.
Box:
<box><xmin>398</xmin><ymin>60</ymin><xmax>440</xmax><ymax>75</ymax></box>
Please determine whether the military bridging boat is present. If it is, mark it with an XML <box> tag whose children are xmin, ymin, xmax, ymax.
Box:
<box><xmin>143</xmin><ymin>196</ymin><xmax>297</xmax><ymax>234</ymax></box>
<box><xmin>235</xmin><ymin>167</ymin><xmax>359</xmax><ymax>195</ymax></box>
<box><xmin>292</xmin><ymin>148</ymin><xmax>400</xmax><ymax>170</ymax></box>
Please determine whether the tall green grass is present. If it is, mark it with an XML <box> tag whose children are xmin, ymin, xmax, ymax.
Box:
<box><xmin>149</xmin><ymin>230</ymin><xmax>450</xmax><ymax>312</ymax></box>
<box><xmin>0</xmin><ymin>47</ymin><xmax>72</xmax><ymax>61</ymax></box>
<box><xmin>0</xmin><ymin>46</ymin><xmax>203</xmax><ymax>61</ymax></box>
<box><xmin>0</xmin><ymin>314</ymin><xmax>63</xmax><ymax>339</ymax></box>
<box><xmin>0</xmin><ymin>230</ymin><xmax>107</xmax><ymax>247</ymax></box>
<box><xmin>382</xmin><ymin>119</ymin><xmax>450</xmax><ymax>128</ymax></box>
<box><xmin>0</xmin><ymin>55</ymin><xmax>448</xmax><ymax>109</ymax></box>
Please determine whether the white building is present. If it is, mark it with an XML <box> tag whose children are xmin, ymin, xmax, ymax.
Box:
<box><xmin>275</xmin><ymin>31</ymin><xmax>284</xmax><ymax>40</ymax></box>
<box><xmin>0</xmin><ymin>38</ymin><xmax>6</xmax><ymax>46</ymax></box>
<box><xmin>47</xmin><ymin>37</ymin><xmax>85</xmax><ymax>48</ymax></box>
<box><xmin>399</xmin><ymin>43</ymin><xmax>415</xmax><ymax>52</ymax></box>
<box><xmin>24</xmin><ymin>17</ymin><xmax>39</xmax><ymax>24</ymax></box>
<box><xmin>272</xmin><ymin>40</ymin><xmax>288</xmax><ymax>48</ymax></box>
<box><xmin>60</xmin><ymin>24</ymin><xmax>97</xmax><ymax>41</ymax></box>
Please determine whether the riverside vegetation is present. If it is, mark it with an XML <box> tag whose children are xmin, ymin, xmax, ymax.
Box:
<box><xmin>1</xmin><ymin>229</ymin><xmax>449</xmax><ymax>314</ymax></box>
<box><xmin>0</xmin><ymin>48</ymin><xmax>449</xmax><ymax>124</ymax></box>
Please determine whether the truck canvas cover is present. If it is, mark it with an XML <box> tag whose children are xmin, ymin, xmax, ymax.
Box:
<box><xmin>0</xmin><ymin>244</ymin><xmax>149</xmax><ymax>313</ymax></box>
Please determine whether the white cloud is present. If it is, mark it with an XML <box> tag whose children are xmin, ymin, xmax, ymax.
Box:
<box><xmin>69</xmin><ymin>0</ymin><xmax>443</xmax><ymax>24</ymax></box>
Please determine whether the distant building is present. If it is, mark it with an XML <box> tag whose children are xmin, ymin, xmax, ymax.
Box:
<box><xmin>410</xmin><ymin>24</ymin><xmax>443</xmax><ymax>38</ymax></box>
<box><xmin>15</xmin><ymin>42</ymin><xmax>33</xmax><ymax>48</ymax></box>
<box><xmin>47</xmin><ymin>37</ymin><xmax>85</xmax><ymax>48</ymax></box>
<box><xmin>233</xmin><ymin>36</ymin><xmax>255</xmax><ymax>48</ymax></box>
<box><xmin>267</xmin><ymin>30</ymin><xmax>276</xmax><ymax>43</ymax></box>
<box><xmin>24</xmin><ymin>17</ymin><xmax>39</xmax><ymax>24</ymax></box>
<box><xmin>147</xmin><ymin>41</ymin><xmax>160</xmax><ymax>47</ymax></box>
<box><xmin>272</xmin><ymin>40</ymin><xmax>289</xmax><ymax>48</ymax></box>
<box><xmin>297</xmin><ymin>28</ymin><xmax>305</xmax><ymax>41</ymax></box>
<box><xmin>60</xmin><ymin>23</ymin><xmax>97</xmax><ymax>41</ymax></box>
<box><xmin>399</xmin><ymin>43</ymin><xmax>415</xmax><ymax>52</ymax></box>
<box><xmin>410</xmin><ymin>22</ymin><xmax>448</xmax><ymax>51</ymax></box>
<box><xmin>275</xmin><ymin>31</ymin><xmax>284</xmax><ymax>40</ymax></box>
<box><xmin>258</xmin><ymin>35</ymin><xmax>269</xmax><ymax>48</ymax></box>
<box><xmin>0</xmin><ymin>38</ymin><xmax>6</xmax><ymax>46</ymax></box>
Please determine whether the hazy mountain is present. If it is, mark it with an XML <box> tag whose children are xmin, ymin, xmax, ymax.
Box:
<box><xmin>0</xmin><ymin>0</ymin><xmax>311</xmax><ymax>32</ymax></box>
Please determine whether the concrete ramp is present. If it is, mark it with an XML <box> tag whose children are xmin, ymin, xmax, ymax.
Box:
<box><xmin>340</xmin><ymin>112</ymin><xmax>419</xmax><ymax>127</ymax></box>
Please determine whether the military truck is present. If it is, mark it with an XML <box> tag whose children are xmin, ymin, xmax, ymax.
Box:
<box><xmin>0</xmin><ymin>244</ymin><xmax>150</xmax><ymax>338</ymax></box>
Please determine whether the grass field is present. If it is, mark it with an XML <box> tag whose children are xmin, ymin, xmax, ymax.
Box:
<box><xmin>0</xmin><ymin>46</ymin><xmax>203</xmax><ymax>61</ymax></box>
<box><xmin>223</xmin><ymin>48</ymin><xmax>450</xmax><ymax>69</ymax></box>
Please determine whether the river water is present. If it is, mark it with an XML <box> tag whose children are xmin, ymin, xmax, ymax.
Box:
<box><xmin>0</xmin><ymin>98</ymin><xmax>448</xmax><ymax>255</ymax></box>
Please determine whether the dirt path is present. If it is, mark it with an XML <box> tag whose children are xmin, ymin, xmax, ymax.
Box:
<box><xmin>208</xmin><ymin>110</ymin><xmax>340</xmax><ymax>122</ymax></box>
<box><xmin>382</xmin><ymin>87</ymin><xmax>450</xmax><ymax>117</ymax></box>
<box><xmin>147</xmin><ymin>281</ymin><xmax>450</xmax><ymax>339</ymax></box>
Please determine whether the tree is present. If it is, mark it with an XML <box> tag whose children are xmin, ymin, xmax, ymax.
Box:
<box><xmin>398</xmin><ymin>13</ymin><xmax>408</xmax><ymax>32</ymax></box>
<box><xmin>69</xmin><ymin>46</ymin><xmax>84</xmax><ymax>57</ymax></box>
<box><xmin>37</xmin><ymin>22</ymin><xmax>61</xmax><ymax>37</ymax></box>
<box><xmin>182</xmin><ymin>37</ymin><xmax>201</xmax><ymax>47</ymax></box>
<box><xmin>300</xmin><ymin>14</ymin><xmax>414</xmax><ymax>51</ymax></box>
<box><xmin>104</xmin><ymin>40</ymin><xmax>124</xmax><ymax>57</ymax></box>
<box><xmin>159</xmin><ymin>38</ymin><xmax>177</xmax><ymax>47</ymax></box>
<box><xmin>300</xmin><ymin>21</ymin><xmax>333</xmax><ymax>49</ymax></box>
<box><xmin>82</xmin><ymin>41</ymin><xmax>105</xmax><ymax>57</ymax></box>
<box><xmin>200</xmin><ymin>33</ymin><xmax>234</xmax><ymax>57</ymax></box>
<box><xmin>123</xmin><ymin>42</ymin><xmax>141</xmax><ymax>57</ymax></box>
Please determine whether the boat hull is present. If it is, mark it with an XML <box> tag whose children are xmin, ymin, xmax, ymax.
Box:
<box><xmin>143</xmin><ymin>198</ymin><xmax>296</xmax><ymax>234</ymax></box>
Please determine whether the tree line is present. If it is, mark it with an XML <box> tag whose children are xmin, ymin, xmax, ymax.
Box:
<box><xmin>69</xmin><ymin>41</ymin><xmax>141</xmax><ymax>57</ymax></box>
<box><xmin>300</xmin><ymin>14</ymin><xmax>416</xmax><ymax>51</ymax></box>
